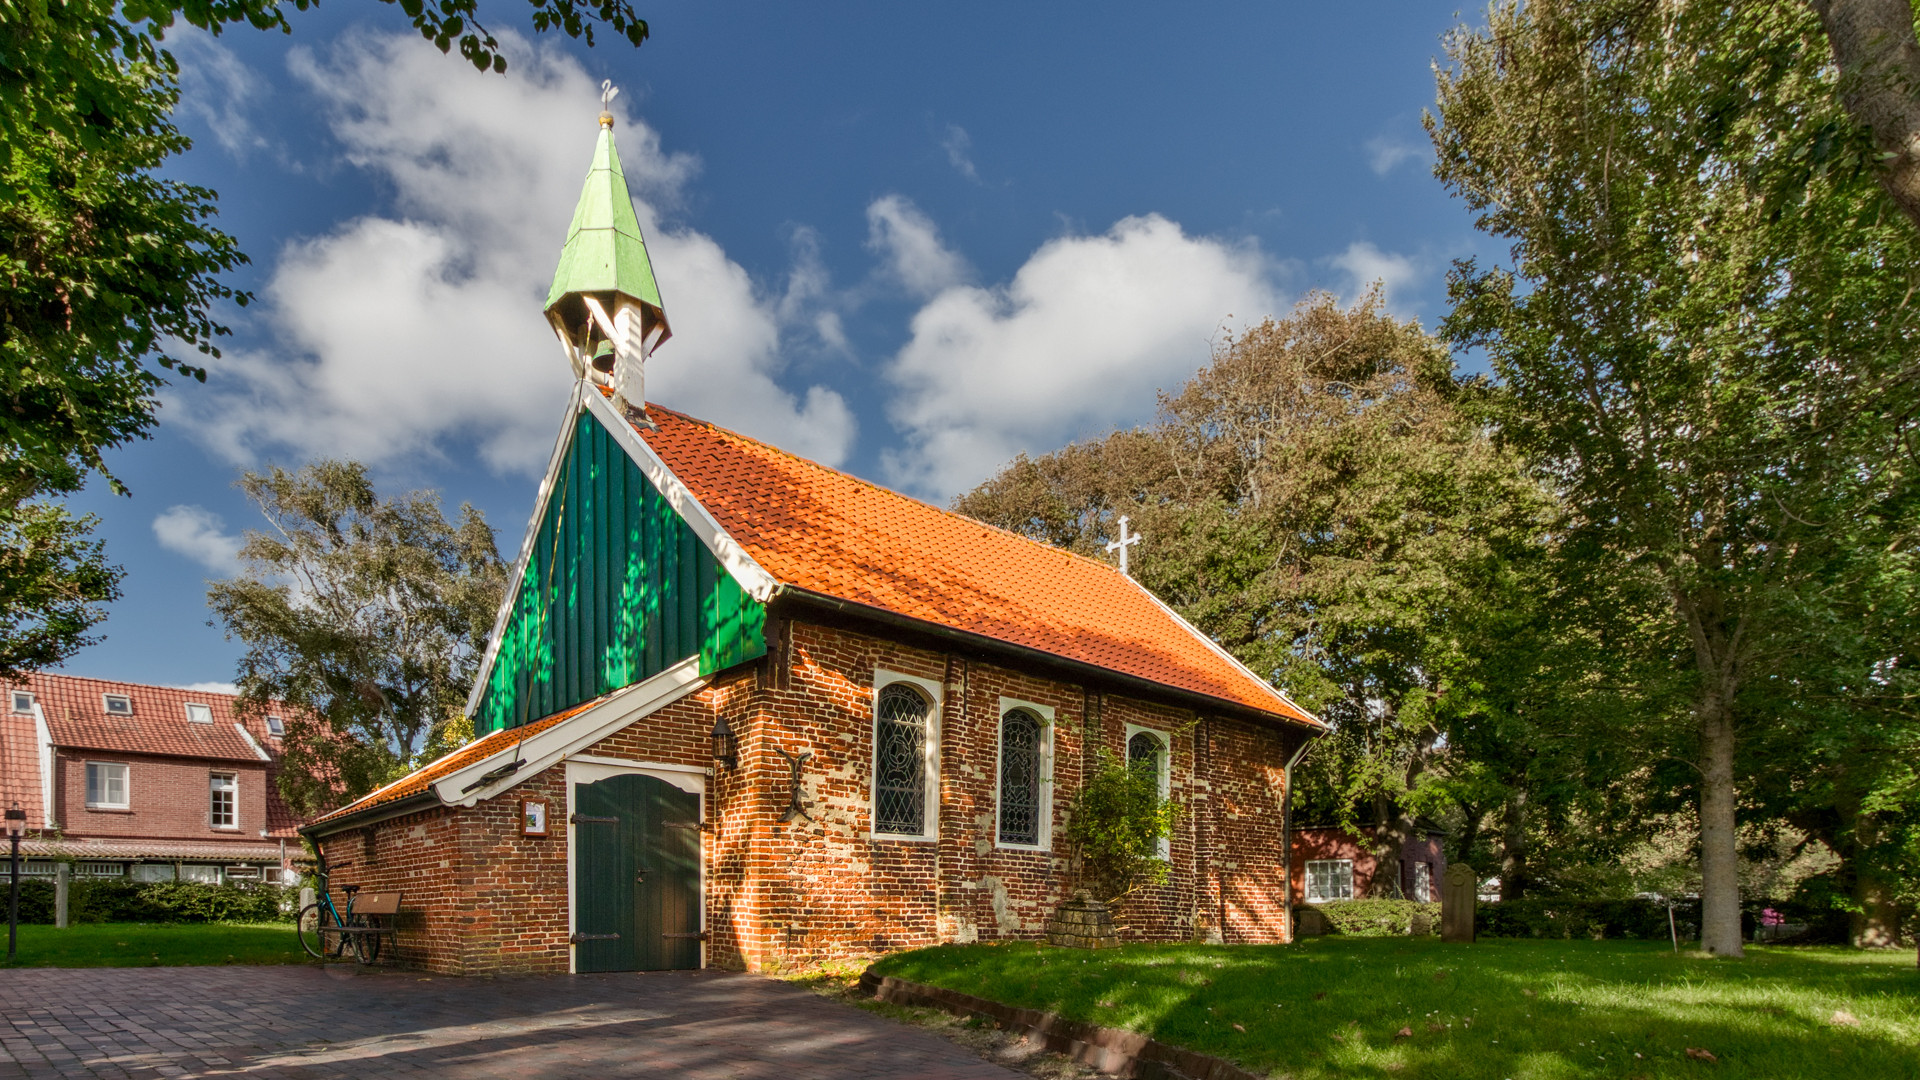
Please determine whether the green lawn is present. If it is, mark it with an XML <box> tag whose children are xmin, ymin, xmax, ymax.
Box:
<box><xmin>0</xmin><ymin>922</ymin><xmax>305</xmax><ymax>968</ymax></box>
<box><xmin>868</xmin><ymin>938</ymin><xmax>1920</xmax><ymax>1080</ymax></box>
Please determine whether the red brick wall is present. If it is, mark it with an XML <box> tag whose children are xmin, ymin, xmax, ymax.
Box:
<box><xmin>53</xmin><ymin>750</ymin><xmax>269</xmax><ymax>843</ymax></box>
<box><xmin>323</xmin><ymin>615</ymin><xmax>1309</xmax><ymax>975</ymax></box>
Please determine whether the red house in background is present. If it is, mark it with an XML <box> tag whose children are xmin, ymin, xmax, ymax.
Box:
<box><xmin>0</xmin><ymin>673</ymin><xmax>305</xmax><ymax>884</ymax></box>
<box><xmin>1291</xmin><ymin>823</ymin><xmax>1447</xmax><ymax>904</ymax></box>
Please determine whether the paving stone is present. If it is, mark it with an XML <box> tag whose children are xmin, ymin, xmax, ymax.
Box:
<box><xmin>0</xmin><ymin>967</ymin><xmax>1018</xmax><ymax>1079</ymax></box>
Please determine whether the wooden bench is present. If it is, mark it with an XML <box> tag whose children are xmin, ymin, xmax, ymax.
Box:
<box><xmin>319</xmin><ymin>890</ymin><xmax>402</xmax><ymax>964</ymax></box>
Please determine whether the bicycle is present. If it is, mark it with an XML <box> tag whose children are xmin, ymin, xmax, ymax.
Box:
<box><xmin>296</xmin><ymin>860</ymin><xmax>382</xmax><ymax>964</ymax></box>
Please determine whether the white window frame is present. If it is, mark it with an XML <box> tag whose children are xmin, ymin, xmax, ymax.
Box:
<box><xmin>266</xmin><ymin>715</ymin><xmax>285</xmax><ymax>737</ymax></box>
<box><xmin>869</xmin><ymin>669</ymin><xmax>942</xmax><ymax>842</ymax></box>
<box><xmin>994</xmin><ymin>697</ymin><xmax>1054</xmax><ymax>851</ymax></box>
<box><xmin>1413</xmin><ymin>860</ymin><xmax>1433</xmax><ymax>903</ymax></box>
<box><xmin>1305</xmin><ymin>858</ymin><xmax>1355</xmax><ymax>903</ymax></box>
<box><xmin>1123</xmin><ymin>723</ymin><xmax>1171</xmax><ymax>857</ymax></box>
<box><xmin>85</xmin><ymin>761</ymin><xmax>130</xmax><ymax>809</ymax></box>
<box><xmin>102</xmin><ymin>693</ymin><xmax>133</xmax><ymax>716</ymax></box>
<box><xmin>184</xmin><ymin>702</ymin><xmax>214</xmax><ymax>724</ymax></box>
<box><xmin>11</xmin><ymin>690</ymin><xmax>34</xmax><ymax>715</ymax></box>
<box><xmin>209</xmin><ymin>771</ymin><xmax>238</xmax><ymax>829</ymax></box>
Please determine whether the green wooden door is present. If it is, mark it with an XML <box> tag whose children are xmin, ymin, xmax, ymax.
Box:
<box><xmin>573</xmin><ymin>772</ymin><xmax>702</xmax><ymax>972</ymax></box>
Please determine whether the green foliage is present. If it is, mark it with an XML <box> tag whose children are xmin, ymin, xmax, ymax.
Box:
<box><xmin>0</xmin><ymin>498</ymin><xmax>120</xmax><ymax>680</ymax></box>
<box><xmin>1309</xmin><ymin>899</ymin><xmax>1440</xmax><ymax>937</ymax></box>
<box><xmin>205</xmin><ymin>461</ymin><xmax>507</xmax><ymax>816</ymax></box>
<box><xmin>1429</xmin><ymin>0</ymin><xmax>1920</xmax><ymax>949</ymax></box>
<box><xmin>1062</xmin><ymin>751</ymin><xmax>1179</xmax><ymax>902</ymax></box>
<box><xmin>871</xmin><ymin>939</ymin><xmax>1920</xmax><ymax>1080</ymax></box>
<box><xmin>9</xmin><ymin>878</ymin><xmax>297</xmax><ymax>924</ymax></box>
<box><xmin>1475</xmin><ymin>899</ymin><xmax>1700</xmax><ymax>942</ymax></box>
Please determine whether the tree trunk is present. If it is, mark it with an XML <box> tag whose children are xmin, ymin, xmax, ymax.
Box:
<box><xmin>1809</xmin><ymin>0</ymin><xmax>1920</xmax><ymax>231</ymax></box>
<box><xmin>1851</xmin><ymin>813</ymin><xmax>1903</xmax><ymax>948</ymax></box>
<box><xmin>1368</xmin><ymin>792</ymin><xmax>1407</xmax><ymax>898</ymax></box>
<box><xmin>1499</xmin><ymin>788</ymin><xmax>1532</xmax><ymax>902</ymax></box>
<box><xmin>1698</xmin><ymin>690</ymin><xmax>1745</xmax><ymax>957</ymax></box>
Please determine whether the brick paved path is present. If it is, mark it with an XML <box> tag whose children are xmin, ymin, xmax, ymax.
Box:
<box><xmin>0</xmin><ymin>966</ymin><xmax>1022</xmax><ymax>1079</ymax></box>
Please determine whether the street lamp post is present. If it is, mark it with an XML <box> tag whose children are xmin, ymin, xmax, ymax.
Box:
<box><xmin>5</xmin><ymin>802</ymin><xmax>24</xmax><ymax>961</ymax></box>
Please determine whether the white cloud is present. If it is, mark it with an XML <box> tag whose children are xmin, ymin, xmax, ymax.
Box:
<box><xmin>882</xmin><ymin>214</ymin><xmax>1283</xmax><ymax>498</ymax></box>
<box><xmin>172</xmin><ymin>31</ymin><xmax>270</xmax><ymax>158</ymax></box>
<box><xmin>941</xmin><ymin>123</ymin><xmax>980</xmax><ymax>183</ymax></box>
<box><xmin>172</xmin><ymin>681</ymin><xmax>242</xmax><ymax>697</ymax></box>
<box><xmin>1328</xmin><ymin>241</ymin><xmax>1425</xmax><ymax>314</ymax></box>
<box><xmin>175</xmin><ymin>31</ymin><xmax>854</xmax><ymax>474</ymax></box>
<box><xmin>866</xmin><ymin>195</ymin><xmax>971</xmax><ymax>299</ymax></box>
<box><xmin>1364</xmin><ymin>133</ymin><xmax>1424</xmax><ymax>176</ymax></box>
<box><xmin>152</xmin><ymin>505</ymin><xmax>243</xmax><ymax>576</ymax></box>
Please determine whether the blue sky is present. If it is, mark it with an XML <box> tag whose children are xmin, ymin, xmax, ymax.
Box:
<box><xmin>62</xmin><ymin>1</ymin><xmax>1499</xmax><ymax>689</ymax></box>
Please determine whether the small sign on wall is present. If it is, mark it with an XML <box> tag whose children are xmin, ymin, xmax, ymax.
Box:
<box><xmin>522</xmin><ymin>798</ymin><xmax>550</xmax><ymax>837</ymax></box>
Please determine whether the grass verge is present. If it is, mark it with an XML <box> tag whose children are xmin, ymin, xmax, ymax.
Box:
<box><xmin>0</xmin><ymin>921</ymin><xmax>304</xmax><ymax>968</ymax></box>
<box><xmin>868</xmin><ymin>938</ymin><xmax>1920</xmax><ymax>1080</ymax></box>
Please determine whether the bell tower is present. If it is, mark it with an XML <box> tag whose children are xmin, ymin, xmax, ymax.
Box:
<box><xmin>545</xmin><ymin>82</ymin><xmax>670</xmax><ymax>418</ymax></box>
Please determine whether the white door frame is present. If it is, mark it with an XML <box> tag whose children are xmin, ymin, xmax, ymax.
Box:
<box><xmin>564</xmin><ymin>757</ymin><xmax>708</xmax><ymax>973</ymax></box>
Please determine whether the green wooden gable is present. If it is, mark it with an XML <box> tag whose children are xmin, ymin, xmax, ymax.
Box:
<box><xmin>473</xmin><ymin>407</ymin><xmax>765</xmax><ymax>733</ymax></box>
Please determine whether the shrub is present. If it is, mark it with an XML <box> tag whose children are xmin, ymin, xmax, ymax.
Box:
<box><xmin>1311</xmin><ymin>899</ymin><xmax>1442</xmax><ymax>937</ymax></box>
<box><xmin>0</xmin><ymin>878</ymin><xmax>296</xmax><ymax>924</ymax></box>
<box><xmin>1475</xmin><ymin>898</ymin><xmax>1699</xmax><ymax>940</ymax></box>
<box><xmin>1063</xmin><ymin>751</ymin><xmax>1180</xmax><ymax>902</ymax></box>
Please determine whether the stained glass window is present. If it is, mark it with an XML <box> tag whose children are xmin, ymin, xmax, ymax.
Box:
<box><xmin>874</xmin><ymin>683</ymin><xmax>930</xmax><ymax>835</ymax></box>
<box><xmin>998</xmin><ymin>709</ymin><xmax>1043</xmax><ymax>845</ymax></box>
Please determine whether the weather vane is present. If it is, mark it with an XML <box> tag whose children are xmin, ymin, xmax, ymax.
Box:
<box><xmin>599</xmin><ymin>80</ymin><xmax>620</xmax><ymax>126</ymax></box>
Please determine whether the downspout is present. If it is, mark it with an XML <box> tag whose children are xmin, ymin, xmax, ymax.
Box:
<box><xmin>1282</xmin><ymin>735</ymin><xmax>1313</xmax><ymax>943</ymax></box>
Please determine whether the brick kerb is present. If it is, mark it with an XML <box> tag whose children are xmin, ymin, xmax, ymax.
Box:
<box><xmin>859</xmin><ymin>970</ymin><xmax>1265</xmax><ymax>1080</ymax></box>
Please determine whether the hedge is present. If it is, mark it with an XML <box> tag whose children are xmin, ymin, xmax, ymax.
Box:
<box><xmin>1310</xmin><ymin>899</ymin><xmax>1442</xmax><ymax>936</ymax></box>
<box><xmin>1473</xmin><ymin>897</ymin><xmax>1700</xmax><ymax>940</ymax></box>
<box><xmin>0</xmin><ymin>879</ymin><xmax>298</xmax><ymax>924</ymax></box>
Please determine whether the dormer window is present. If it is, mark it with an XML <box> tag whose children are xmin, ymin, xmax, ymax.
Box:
<box><xmin>103</xmin><ymin>694</ymin><xmax>133</xmax><ymax>716</ymax></box>
<box><xmin>184</xmin><ymin>702</ymin><xmax>213</xmax><ymax>724</ymax></box>
<box><xmin>10</xmin><ymin>691</ymin><xmax>32</xmax><ymax>714</ymax></box>
<box><xmin>266</xmin><ymin>715</ymin><xmax>284</xmax><ymax>738</ymax></box>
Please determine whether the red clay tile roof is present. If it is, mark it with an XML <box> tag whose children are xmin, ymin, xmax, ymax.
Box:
<box><xmin>637</xmin><ymin>404</ymin><xmax>1318</xmax><ymax>727</ymax></box>
<box><xmin>309</xmin><ymin>695</ymin><xmax>606</xmax><ymax>826</ymax></box>
<box><xmin>0</xmin><ymin>710</ymin><xmax>45</xmax><ymax>829</ymax></box>
<box><xmin>22</xmin><ymin>838</ymin><xmax>287</xmax><ymax>862</ymax></box>
<box><xmin>10</xmin><ymin>672</ymin><xmax>287</xmax><ymax>763</ymax></box>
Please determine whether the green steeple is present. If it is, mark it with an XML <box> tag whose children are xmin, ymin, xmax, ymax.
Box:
<box><xmin>544</xmin><ymin>118</ymin><xmax>666</xmax><ymax>322</ymax></box>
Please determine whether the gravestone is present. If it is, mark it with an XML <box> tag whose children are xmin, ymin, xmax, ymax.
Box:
<box><xmin>1047</xmin><ymin>889</ymin><xmax>1119</xmax><ymax>949</ymax></box>
<box><xmin>1441</xmin><ymin>863</ymin><xmax>1476</xmax><ymax>943</ymax></box>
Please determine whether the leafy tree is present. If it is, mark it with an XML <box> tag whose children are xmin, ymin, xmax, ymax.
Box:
<box><xmin>1063</xmin><ymin>751</ymin><xmax>1179</xmax><ymax>904</ymax></box>
<box><xmin>1430</xmin><ymin>0</ymin><xmax>1920</xmax><ymax>954</ymax></box>
<box><xmin>0</xmin><ymin>497</ymin><xmax>120</xmax><ymax>681</ymax></box>
<box><xmin>206</xmin><ymin>461</ymin><xmax>506</xmax><ymax>815</ymax></box>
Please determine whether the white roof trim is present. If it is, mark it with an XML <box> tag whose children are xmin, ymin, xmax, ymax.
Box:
<box><xmin>234</xmin><ymin>722</ymin><xmax>271</xmax><ymax>761</ymax></box>
<box><xmin>1121</xmin><ymin>574</ymin><xmax>1322</xmax><ymax>727</ymax></box>
<box><xmin>581</xmin><ymin>389</ymin><xmax>781</xmax><ymax>603</ymax></box>
<box><xmin>464</xmin><ymin>381</ymin><xmax>588</xmax><ymax>718</ymax></box>
<box><xmin>33</xmin><ymin>706</ymin><xmax>53</xmax><ymax>829</ymax></box>
<box><xmin>434</xmin><ymin>655</ymin><xmax>708</xmax><ymax>808</ymax></box>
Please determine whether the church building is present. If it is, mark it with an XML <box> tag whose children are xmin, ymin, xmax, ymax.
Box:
<box><xmin>300</xmin><ymin>106</ymin><xmax>1323</xmax><ymax>975</ymax></box>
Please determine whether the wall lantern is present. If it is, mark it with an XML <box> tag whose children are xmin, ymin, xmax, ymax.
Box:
<box><xmin>710</xmin><ymin>715</ymin><xmax>738</xmax><ymax>770</ymax></box>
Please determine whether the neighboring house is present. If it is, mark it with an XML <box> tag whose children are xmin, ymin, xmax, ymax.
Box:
<box><xmin>300</xmin><ymin>112</ymin><xmax>1327</xmax><ymax>976</ymax></box>
<box><xmin>1292</xmin><ymin>823</ymin><xmax>1448</xmax><ymax>904</ymax></box>
<box><xmin>0</xmin><ymin>673</ymin><xmax>304</xmax><ymax>883</ymax></box>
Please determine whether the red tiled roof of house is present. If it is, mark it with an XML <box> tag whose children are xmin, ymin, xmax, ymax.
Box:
<box><xmin>11</xmin><ymin>672</ymin><xmax>286</xmax><ymax>762</ymax></box>
<box><xmin>0</xmin><ymin>710</ymin><xmax>44</xmax><ymax>829</ymax></box>
<box><xmin>310</xmin><ymin>695</ymin><xmax>605</xmax><ymax>826</ymax></box>
<box><xmin>637</xmin><ymin>404</ymin><xmax>1318</xmax><ymax>727</ymax></box>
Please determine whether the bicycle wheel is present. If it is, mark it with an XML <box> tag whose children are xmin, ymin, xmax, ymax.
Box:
<box><xmin>351</xmin><ymin>920</ymin><xmax>383</xmax><ymax>965</ymax></box>
<box><xmin>296</xmin><ymin>903</ymin><xmax>329</xmax><ymax>959</ymax></box>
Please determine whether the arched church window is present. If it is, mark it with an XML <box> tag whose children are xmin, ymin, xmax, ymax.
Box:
<box><xmin>874</xmin><ymin>683</ymin><xmax>931</xmax><ymax>835</ymax></box>
<box><xmin>998</xmin><ymin>709</ymin><xmax>1044</xmax><ymax>846</ymax></box>
<box><xmin>1127</xmin><ymin>728</ymin><xmax>1170</xmax><ymax>856</ymax></box>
